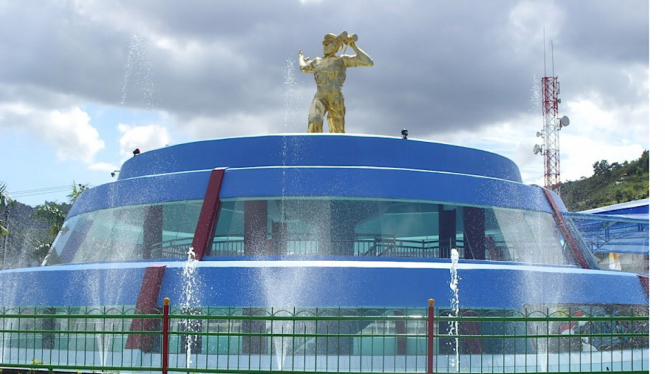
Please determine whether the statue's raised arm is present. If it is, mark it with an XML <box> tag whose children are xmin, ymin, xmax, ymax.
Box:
<box><xmin>299</xmin><ymin>31</ymin><xmax>373</xmax><ymax>133</ymax></box>
<box><xmin>339</xmin><ymin>32</ymin><xmax>373</xmax><ymax>68</ymax></box>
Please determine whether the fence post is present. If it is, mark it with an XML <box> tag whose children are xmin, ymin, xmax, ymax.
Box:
<box><xmin>428</xmin><ymin>298</ymin><xmax>435</xmax><ymax>374</ymax></box>
<box><xmin>162</xmin><ymin>297</ymin><xmax>170</xmax><ymax>374</ymax></box>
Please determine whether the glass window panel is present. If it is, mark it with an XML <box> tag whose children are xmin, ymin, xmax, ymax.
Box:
<box><xmin>491</xmin><ymin>207</ymin><xmax>568</xmax><ymax>265</ymax></box>
<box><xmin>44</xmin><ymin>200</ymin><xmax>203</xmax><ymax>264</ymax></box>
<box><xmin>70</xmin><ymin>205</ymin><xmax>146</xmax><ymax>263</ymax></box>
<box><xmin>210</xmin><ymin>200</ymin><xmax>246</xmax><ymax>256</ymax></box>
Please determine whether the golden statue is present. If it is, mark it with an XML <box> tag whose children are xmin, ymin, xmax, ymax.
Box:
<box><xmin>299</xmin><ymin>31</ymin><xmax>373</xmax><ymax>133</ymax></box>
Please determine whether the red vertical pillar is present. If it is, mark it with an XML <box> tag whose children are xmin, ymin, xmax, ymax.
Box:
<box><xmin>191</xmin><ymin>168</ymin><xmax>226</xmax><ymax>261</ymax></box>
<box><xmin>463</xmin><ymin>207</ymin><xmax>485</xmax><ymax>260</ymax></box>
<box><xmin>427</xmin><ymin>299</ymin><xmax>435</xmax><ymax>374</ymax></box>
<box><xmin>126</xmin><ymin>265</ymin><xmax>167</xmax><ymax>351</ymax></box>
<box><xmin>394</xmin><ymin>310</ymin><xmax>406</xmax><ymax>355</ymax></box>
<box><xmin>438</xmin><ymin>206</ymin><xmax>455</xmax><ymax>258</ymax></box>
<box><xmin>143</xmin><ymin>205</ymin><xmax>163</xmax><ymax>259</ymax></box>
<box><xmin>244</xmin><ymin>200</ymin><xmax>268</xmax><ymax>255</ymax></box>
<box><xmin>162</xmin><ymin>297</ymin><xmax>170</xmax><ymax>374</ymax></box>
<box><xmin>638</xmin><ymin>274</ymin><xmax>649</xmax><ymax>296</ymax></box>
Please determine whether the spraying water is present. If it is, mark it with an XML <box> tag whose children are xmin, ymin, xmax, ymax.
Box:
<box><xmin>121</xmin><ymin>32</ymin><xmax>155</xmax><ymax>109</ymax></box>
<box><xmin>448</xmin><ymin>248</ymin><xmax>460</xmax><ymax>368</ymax></box>
<box><xmin>87</xmin><ymin>272</ymin><xmax>126</xmax><ymax>366</ymax></box>
<box><xmin>181</xmin><ymin>247</ymin><xmax>201</xmax><ymax>368</ymax></box>
<box><xmin>280</xmin><ymin>57</ymin><xmax>304</xmax><ymax>228</ymax></box>
<box><xmin>259</xmin><ymin>266</ymin><xmax>313</xmax><ymax>370</ymax></box>
<box><xmin>283</xmin><ymin>56</ymin><xmax>302</xmax><ymax>132</ymax></box>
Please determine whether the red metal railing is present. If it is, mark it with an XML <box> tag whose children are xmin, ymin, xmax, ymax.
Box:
<box><xmin>0</xmin><ymin>300</ymin><xmax>649</xmax><ymax>373</ymax></box>
<box><xmin>162</xmin><ymin>297</ymin><xmax>170</xmax><ymax>374</ymax></box>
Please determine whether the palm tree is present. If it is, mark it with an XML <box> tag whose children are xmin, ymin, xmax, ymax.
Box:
<box><xmin>67</xmin><ymin>182</ymin><xmax>89</xmax><ymax>203</ymax></box>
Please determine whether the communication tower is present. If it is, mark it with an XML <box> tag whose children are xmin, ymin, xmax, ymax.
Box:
<box><xmin>533</xmin><ymin>42</ymin><xmax>569</xmax><ymax>195</ymax></box>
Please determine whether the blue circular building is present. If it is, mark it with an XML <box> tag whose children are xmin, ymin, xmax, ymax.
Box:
<box><xmin>0</xmin><ymin>134</ymin><xmax>649</xmax><ymax>372</ymax></box>
<box><xmin>2</xmin><ymin>134</ymin><xmax>648</xmax><ymax>308</ymax></box>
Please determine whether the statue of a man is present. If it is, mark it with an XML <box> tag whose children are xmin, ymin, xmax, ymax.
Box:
<box><xmin>299</xmin><ymin>31</ymin><xmax>373</xmax><ymax>133</ymax></box>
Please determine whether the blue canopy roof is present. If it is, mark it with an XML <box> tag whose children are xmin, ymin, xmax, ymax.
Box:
<box><xmin>566</xmin><ymin>211</ymin><xmax>649</xmax><ymax>255</ymax></box>
<box><xmin>580</xmin><ymin>198</ymin><xmax>649</xmax><ymax>220</ymax></box>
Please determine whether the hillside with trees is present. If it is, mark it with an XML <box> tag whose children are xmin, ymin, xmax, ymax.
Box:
<box><xmin>559</xmin><ymin>150</ymin><xmax>649</xmax><ymax>212</ymax></box>
<box><xmin>0</xmin><ymin>183</ymin><xmax>87</xmax><ymax>270</ymax></box>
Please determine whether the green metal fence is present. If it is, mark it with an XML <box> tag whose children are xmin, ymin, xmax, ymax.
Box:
<box><xmin>0</xmin><ymin>301</ymin><xmax>648</xmax><ymax>373</ymax></box>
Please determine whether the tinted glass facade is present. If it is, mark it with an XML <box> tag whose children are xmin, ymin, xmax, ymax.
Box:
<box><xmin>45</xmin><ymin>197</ymin><xmax>574</xmax><ymax>266</ymax></box>
<box><xmin>43</xmin><ymin>200</ymin><xmax>203</xmax><ymax>265</ymax></box>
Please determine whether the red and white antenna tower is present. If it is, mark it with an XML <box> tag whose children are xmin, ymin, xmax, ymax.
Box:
<box><xmin>533</xmin><ymin>40</ymin><xmax>570</xmax><ymax>195</ymax></box>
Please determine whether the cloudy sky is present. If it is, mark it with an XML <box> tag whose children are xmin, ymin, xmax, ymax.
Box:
<box><xmin>0</xmin><ymin>0</ymin><xmax>654</xmax><ymax>207</ymax></box>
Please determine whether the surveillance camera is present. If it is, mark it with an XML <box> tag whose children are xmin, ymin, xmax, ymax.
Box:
<box><xmin>401</xmin><ymin>129</ymin><xmax>408</xmax><ymax>139</ymax></box>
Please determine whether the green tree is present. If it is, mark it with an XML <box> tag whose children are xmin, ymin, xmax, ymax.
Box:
<box><xmin>1</xmin><ymin>182</ymin><xmax>13</xmax><ymax>237</ymax></box>
<box><xmin>561</xmin><ymin>152</ymin><xmax>649</xmax><ymax>211</ymax></box>
<box><xmin>33</xmin><ymin>182</ymin><xmax>89</xmax><ymax>263</ymax></box>
<box><xmin>638</xmin><ymin>150</ymin><xmax>649</xmax><ymax>172</ymax></box>
<box><xmin>592</xmin><ymin>160</ymin><xmax>610</xmax><ymax>176</ymax></box>
<box><xmin>33</xmin><ymin>202</ymin><xmax>68</xmax><ymax>261</ymax></box>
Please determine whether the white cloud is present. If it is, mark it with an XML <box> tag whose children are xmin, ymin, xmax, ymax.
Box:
<box><xmin>0</xmin><ymin>104</ymin><xmax>104</xmax><ymax>164</ymax></box>
<box><xmin>431</xmin><ymin>114</ymin><xmax>544</xmax><ymax>185</ymax></box>
<box><xmin>47</xmin><ymin>107</ymin><xmax>105</xmax><ymax>163</ymax></box>
<box><xmin>88</xmin><ymin>162</ymin><xmax>120</xmax><ymax>173</ymax></box>
<box><xmin>428</xmin><ymin>97</ymin><xmax>647</xmax><ymax>188</ymax></box>
<box><xmin>508</xmin><ymin>0</ymin><xmax>564</xmax><ymax>49</ymax></box>
<box><xmin>558</xmin><ymin>95</ymin><xmax>648</xmax><ymax>181</ymax></box>
<box><xmin>0</xmin><ymin>102</ymin><xmax>32</xmax><ymax>118</ymax></box>
<box><xmin>178</xmin><ymin>110</ymin><xmax>292</xmax><ymax>139</ymax></box>
<box><xmin>118</xmin><ymin>123</ymin><xmax>171</xmax><ymax>157</ymax></box>
<box><xmin>560</xmin><ymin>133</ymin><xmax>645</xmax><ymax>182</ymax></box>
<box><xmin>564</xmin><ymin>97</ymin><xmax>648</xmax><ymax>139</ymax></box>
<box><xmin>0</xmin><ymin>0</ymin><xmax>648</xmax><ymax>207</ymax></box>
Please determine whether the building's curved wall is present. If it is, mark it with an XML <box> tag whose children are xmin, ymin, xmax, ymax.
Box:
<box><xmin>221</xmin><ymin>167</ymin><xmax>545</xmax><ymax>210</ymax></box>
<box><xmin>69</xmin><ymin>135</ymin><xmax>539</xmax><ymax>218</ymax></box>
<box><xmin>69</xmin><ymin>170</ymin><xmax>211</xmax><ymax>217</ymax></box>
<box><xmin>118</xmin><ymin>135</ymin><xmax>523</xmax><ymax>183</ymax></box>
<box><xmin>2</xmin><ymin>135</ymin><xmax>644</xmax><ymax>312</ymax></box>
<box><xmin>70</xmin><ymin>167</ymin><xmax>548</xmax><ymax>218</ymax></box>
<box><xmin>0</xmin><ymin>260</ymin><xmax>647</xmax><ymax>308</ymax></box>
